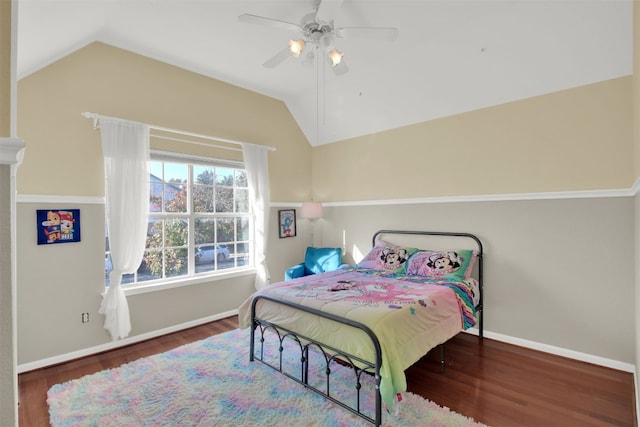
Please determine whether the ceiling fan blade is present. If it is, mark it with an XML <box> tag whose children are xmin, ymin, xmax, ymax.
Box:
<box><xmin>238</xmin><ymin>13</ymin><xmax>301</xmax><ymax>33</ymax></box>
<box><xmin>262</xmin><ymin>47</ymin><xmax>293</xmax><ymax>68</ymax></box>
<box><xmin>314</xmin><ymin>0</ymin><xmax>343</xmax><ymax>22</ymax></box>
<box><xmin>336</xmin><ymin>27</ymin><xmax>399</xmax><ymax>42</ymax></box>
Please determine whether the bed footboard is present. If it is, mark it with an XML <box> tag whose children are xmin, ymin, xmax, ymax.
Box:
<box><xmin>250</xmin><ymin>295</ymin><xmax>383</xmax><ymax>426</ymax></box>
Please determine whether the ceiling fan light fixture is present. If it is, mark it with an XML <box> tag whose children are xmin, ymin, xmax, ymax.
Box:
<box><xmin>328</xmin><ymin>48</ymin><xmax>344</xmax><ymax>67</ymax></box>
<box><xmin>288</xmin><ymin>39</ymin><xmax>306</xmax><ymax>57</ymax></box>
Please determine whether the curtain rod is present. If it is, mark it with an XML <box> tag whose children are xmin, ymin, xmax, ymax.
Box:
<box><xmin>81</xmin><ymin>112</ymin><xmax>276</xmax><ymax>152</ymax></box>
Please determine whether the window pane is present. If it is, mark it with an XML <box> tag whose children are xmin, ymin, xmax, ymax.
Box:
<box><xmin>236</xmin><ymin>217</ymin><xmax>249</xmax><ymax>241</ymax></box>
<box><xmin>216</xmin><ymin>217</ymin><xmax>234</xmax><ymax>243</ymax></box>
<box><xmin>215</xmin><ymin>187</ymin><xmax>233</xmax><ymax>213</ymax></box>
<box><xmin>236</xmin><ymin>242</ymin><xmax>250</xmax><ymax>267</ymax></box>
<box><xmin>218</xmin><ymin>257</ymin><xmax>233</xmax><ymax>270</ymax></box>
<box><xmin>164</xmin><ymin>162</ymin><xmax>188</xmax><ymax>182</ymax></box>
<box><xmin>195</xmin><ymin>244</ymin><xmax>230</xmax><ymax>273</ymax></box>
<box><xmin>146</xmin><ymin>219</ymin><xmax>162</xmax><ymax>249</ymax></box>
<box><xmin>121</xmin><ymin>259</ymin><xmax>148</xmax><ymax>284</ymax></box>
<box><xmin>194</xmin><ymin>166</ymin><xmax>214</xmax><ymax>184</ymax></box>
<box><xmin>149</xmin><ymin>161</ymin><xmax>164</xmax><ymax>213</ymax></box>
<box><xmin>149</xmin><ymin>179</ymin><xmax>163</xmax><ymax>212</ymax></box>
<box><xmin>105</xmin><ymin>224</ymin><xmax>112</xmax><ymax>283</ymax></box>
<box><xmin>164</xmin><ymin>182</ymin><xmax>187</xmax><ymax>213</ymax></box>
<box><xmin>143</xmin><ymin>248</ymin><xmax>164</xmax><ymax>281</ymax></box>
<box><xmin>164</xmin><ymin>248</ymin><xmax>188</xmax><ymax>278</ymax></box>
<box><xmin>193</xmin><ymin>184</ymin><xmax>214</xmax><ymax>213</ymax></box>
<box><xmin>121</xmin><ymin>273</ymin><xmax>135</xmax><ymax>285</ymax></box>
<box><xmin>235</xmin><ymin>188</ymin><xmax>249</xmax><ymax>213</ymax></box>
<box><xmin>106</xmin><ymin>256</ymin><xmax>151</xmax><ymax>287</ymax></box>
<box><xmin>235</xmin><ymin>169</ymin><xmax>247</xmax><ymax>187</ymax></box>
<box><xmin>194</xmin><ymin>252</ymin><xmax>214</xmax><ymax>274</ymax></box>
<box><xmin>137</xmin><ymin>256</ymin><xmax>158</xmax><ymax>282</ymax></box>
<box><xmin>164</xmin><ymin>218</ymin><xmax>188</xmax><ymax>247</ymax></box>
<box><xmin>216</xmin><ymin>168</ymin><xmax>234</xmax><ymax>185</ymax></box>
<box><xmin>163</xmin><ymin>163</ymin><xmax>188</xmax><ymax>213</ymax></box>
<box><xmin>194</xmin><ymin>218</ymin><xmax>215</xmax><ymax>245</ymax></box>
<box><xmin>236</xmin><ymin>242</ymin><xmax>249</xmax><ymax>253</ymax></box>
<box><xmin>149</xmin><ymin>161</ymin><xmax>163</xmax><ymax>178</ymax></box>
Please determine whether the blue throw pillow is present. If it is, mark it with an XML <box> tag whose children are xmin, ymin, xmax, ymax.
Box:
<box><xmin>304</xmin><ymin>247</ymin><xmax>342</xmax><ymax>275</ymax></box>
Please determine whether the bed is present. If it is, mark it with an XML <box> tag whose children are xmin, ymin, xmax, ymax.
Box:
<box><xmin>238</xmin><ymin>230</ymin><xmax>484</xmax><ymax>425</ymax></box>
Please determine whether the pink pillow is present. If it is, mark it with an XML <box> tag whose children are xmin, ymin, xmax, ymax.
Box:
<box><xmin>357</xmin><ymin>240</ymin><xmax>417</xmax><ymax>273</ymax></box>
<box><xmin>406</xmin><ymin>249</ymin><xmax>478</xmax><ymax>280</ymax></box>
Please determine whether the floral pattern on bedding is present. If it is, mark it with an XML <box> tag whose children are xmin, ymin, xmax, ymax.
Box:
<box><xmin>288</xmin><ymin>277</ymin><xmax>438</xmax><ymax>309</ymax></box>
<box><xmin>267</xmin><ymin>266</ymin><xmax>478</xmax><ymax>329</ymax></box>
<box><xmin>351</xmin><ymin>267</ymin><xmax>478</xmax><ymax>329</ymax></box>
<box><xmin>239</xmin><ymin>267</ymin><xmax>479</xmax><ymax>412</ymax></box>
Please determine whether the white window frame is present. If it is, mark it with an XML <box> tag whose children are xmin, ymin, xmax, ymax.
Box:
<box><xmin>105</xmin><ymin>150</ymin><xmax>255</xmax><ymax>294</ymax></box>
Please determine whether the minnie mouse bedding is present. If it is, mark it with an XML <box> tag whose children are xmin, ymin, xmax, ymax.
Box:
<box><xmin>238</xmin><ymin>238</ymin><xmax>480</xmax><ymax>410</ymax></box>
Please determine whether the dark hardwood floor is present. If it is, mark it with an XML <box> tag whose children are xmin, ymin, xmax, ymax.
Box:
<box><xmin>19</xmin><ymin>316</ymin><xmax>635</xmax><ymax>426</ymax></box>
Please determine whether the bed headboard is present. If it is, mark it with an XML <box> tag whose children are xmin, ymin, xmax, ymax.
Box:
<box><xmin>371</xmin><ymin>230</ymin><xmax>484</xmax><ymax>338</ymax></box>
<box><xmin>372</xmin><ymin>230</ymin><xmax>483</xmax><ymax>255</ymax></box>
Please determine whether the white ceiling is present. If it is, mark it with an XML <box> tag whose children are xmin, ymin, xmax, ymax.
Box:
<box><xmin>16</xmin><ymin>0</ymin><xmax>633</xmax><ymax>146</ymax></box>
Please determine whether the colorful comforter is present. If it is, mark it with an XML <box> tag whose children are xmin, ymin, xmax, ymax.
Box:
<box><xmin>238</xmin><ymin>267</ymin><xmax>478</xmax><ymax>410</ymax></box>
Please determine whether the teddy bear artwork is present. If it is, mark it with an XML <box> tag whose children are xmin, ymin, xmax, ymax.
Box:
<box><xmin>37</xmin><ymin>209</ymin><xmax>81</xmax><ymax>245</ymax></box>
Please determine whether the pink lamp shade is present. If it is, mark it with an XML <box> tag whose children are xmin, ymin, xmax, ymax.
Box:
<box><xmin>300</xmin><ymin>202</ymin><xmax>323</xmax><ymax>219</ymax></box>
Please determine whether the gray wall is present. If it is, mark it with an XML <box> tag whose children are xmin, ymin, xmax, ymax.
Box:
<box><xmin>318</xmin><ymin>196</ymin><xmax>635</xmax><ymax>364</ymax></box>
<box><xmin>17</xmin><ymin>195</ymin><xmax>635</xmax><ymax>367</ymax></box>
<box><xmin>0</xmin><ymin>164</ymin><xmax>16</xmax><ymax>425</ymax></box>
<box><xmin>16</xmin><ymin>201</ymin><xmax>267</xmax><ymax>365</ymax></box>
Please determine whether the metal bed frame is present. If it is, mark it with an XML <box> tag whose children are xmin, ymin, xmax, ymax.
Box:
<box><xmin>249</xmin><ymin>230</ymin><xmax>484</xmax><ymax>426</ymax></box>
<box><xmin>250</xmin><ymin>295</ymin><xmax>384</xmax><ymax>425</ymax></box>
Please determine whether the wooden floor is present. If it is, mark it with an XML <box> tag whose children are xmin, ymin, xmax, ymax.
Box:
<box><xmin>19</xmin><ymin>316</ymin><xmax>635</xmax><ymax>427</ymax></box>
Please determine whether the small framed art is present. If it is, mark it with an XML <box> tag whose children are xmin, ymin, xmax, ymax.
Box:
<box><xmin>37</xmin><ymin>209</ymin><xmax>81</xmax><ymax>245</ymax></box>
<box><xmin>278</xmin><ymin>209</ymin><xmax>296</xmax><ymax>238</ymax></box>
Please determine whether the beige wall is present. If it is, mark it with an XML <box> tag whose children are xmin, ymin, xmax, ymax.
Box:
<box><xmin>0</xmin><ymin>0</ymin><xmax>10</xmax><ymax>135</ymax></box>
<box><xmin>313</xmin><ymin>77</ymin><xmax>633</xmax><ymax>202</ymax></box>
<box><xmin>633</xmin><ymin>0</ymin><xmax>640</xmax><ymax>420</ymax></box>
<box><xmin>635</xmin><ymin>1</ymin><xmax>640</xmax><ymax>181</ymax></box>
<box><xmin>17</xmin><ymin>42</ymin><xmax>312</xmax><ymax>202</ymax></box>
<box><xmin>15</xmin><ymin>42</ymin><xmax>313</xmax><ymax>365</ymax></box>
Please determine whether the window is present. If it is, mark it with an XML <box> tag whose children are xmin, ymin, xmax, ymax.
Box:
<box><xmin>105</xmin><ymin>154</ymin><xmax>252</xmax><ymax>287</ymax></box>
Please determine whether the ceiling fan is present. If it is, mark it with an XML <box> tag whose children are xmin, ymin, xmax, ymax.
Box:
<box><xmin>238</xmin><ymin>0</ymin><xmax>399</xmax><ymax>75</ymax></box>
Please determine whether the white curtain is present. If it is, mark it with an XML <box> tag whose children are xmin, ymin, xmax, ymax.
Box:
<box><xmin>99</xmin><ymin>118</ymin><xmax>150</xmax><ymax>340</ymax></box>
<box><xmin>242</xmin><ymin>143</ymin><xmax>271</xmax><ymax>290</ymax></box>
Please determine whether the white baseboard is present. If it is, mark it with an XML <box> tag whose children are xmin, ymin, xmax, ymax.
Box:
<box><xmin>465</xmin><ymin>327</ymin><xmax>635</xmax><ymax>373</ymax></box>
<box><xmin>20</xmin><ymin>315</ymin><xmax>634</xmax><ymax>377</ymax></box>
<box><xmin>17</xmin><ymin>309</ymin><xmax>238</xmax><ymax>373</ymax></box>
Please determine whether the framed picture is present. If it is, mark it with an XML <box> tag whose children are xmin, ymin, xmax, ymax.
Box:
<box><xmin>278</xmin><ymin>209</ymin><xmax>296</xmax><ymax>238</ymax></box>
<box><xmin>37</xmin><ymin>209</ymin><xmax>81</xmax><ymax>245</ymax></box>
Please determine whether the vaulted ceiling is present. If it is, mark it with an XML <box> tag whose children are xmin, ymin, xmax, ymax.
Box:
<box><xmin>17</xmin><ymin>0</ymin><xmax>633</xmax><ymax>145</ymax></box>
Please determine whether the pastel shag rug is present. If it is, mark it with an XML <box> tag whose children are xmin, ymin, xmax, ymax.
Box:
<box><xmin>48</xmin><ymin>328</ymin><xmax>488</xmax><ymax>426</ymax></box>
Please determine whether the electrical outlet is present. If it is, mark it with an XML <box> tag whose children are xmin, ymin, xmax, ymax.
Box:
<box><xmin>81</xmin><ymin>312</ymin><xmax>90</xmax><ymax>323</ymax></box>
